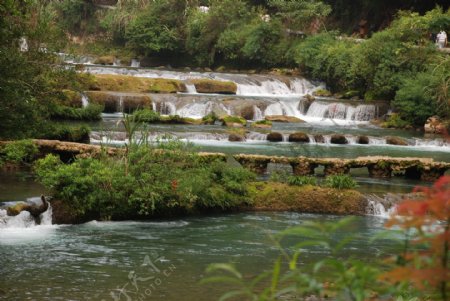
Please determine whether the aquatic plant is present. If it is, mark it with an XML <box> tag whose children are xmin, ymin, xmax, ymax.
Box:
<box><xmin>324</xmin><ymin>175</ymin><xmax>358</xmax><ymax>190</ymax></box>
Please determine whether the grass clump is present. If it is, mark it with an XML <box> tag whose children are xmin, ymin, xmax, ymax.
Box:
<box><xmin>51</xmin><ymin>104</ymin><xmax>103</xmax><ymax>121</ymax></box>
<box><xmin>324</xmin><ymin>175</ymin><xmax>358</xmax><ymax>190</ymax></box>
<box><xmin>287</xmin><ymin>175</ymin><xmax>317</xmax><ymax>186</ymax></box>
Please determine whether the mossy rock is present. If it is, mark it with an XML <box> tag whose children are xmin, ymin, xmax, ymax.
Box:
<box><xmin>313</xmin><ymin>89</ymin><xmax>332</xmax><ymax>97</ymax></box>
<box><xmin>239</xmin><ymin>105</ymin><xmax>255</xmax><ymax>120</ymax></box>
<box><xmin>94</xmin><ymin>55</ymin><xmax>115</xmax><ymax>65</ymax></box>
<box><xmin>386</xmin><ymin>136</ymin><xmax>409</xmax><ymax>146</ymax></box>
<box><xmin>191</xmin><ymin>79</ymin><xmax>237</xmax><ymax>95</ymax></box>
<box><xmin>160</xmin><ymin>115</ymin><xmax>202</xmax><ymax>125</ymax></box>
<box><xmin>247</xmin><ymin>182</ymin><xmax>366</xmax><ymax>215</ymax></box>
<box><xmin>222</xmin><ymin>116</ymin><xmax>247</xmax><ymax>127</ymax></box>
<box><xmin>85</xmin><ymin>91</ymin><xmax>152</xmax><ymax>113</ymax></box>
<box><xmin>61</xmin><ymin>90</ymin><xmax>82</xmax><ymax>108</ymax></box>
<box><xmin>267</xmin><ymin>132</ymin><xmax>283</xmax><ymax>142</ymax></box>
<box><xmin>314</xmin><ymin>135</ymin><xmax>325</xmax><ymax>143</ymax></box>
<box><xmin>265</xmin><ymin>115</ymin><xmax>305</xmax><ymax>123</ymax></box>
<box><xmin>6</xmin><ymin>202</ymin><xmax>29</xmax><ymax>216</ymax></box>
<box><xmin>91</xmin><ymin>75</ymin><xmax>186</xmax><ymax>93</ymax></box>
<box><xmin>228</xmin><ymin>133</ymin><xmax>245</xmax><ymax>142</ymax></box>
<box><xmin>251</xmin><ymin>120</ymin><xmax>272</xmax><ymax>129</ymax></box>
<box><xmin>330</xmin><ymin>134</ymin><xmax>348</xmax><ymax>144</ymax></box>
<box><xmin>289</xmin><ymin>132</ymin><xmax>310</xmax><ymax>143</ymax></box>
<box><xmin>357</xmin><ymin>136</ymin><xmax>369</xmax><ymax>144</ymax></box>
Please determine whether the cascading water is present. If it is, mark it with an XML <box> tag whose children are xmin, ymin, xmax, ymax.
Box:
<box><xmin>253</xmin><ymin>105</ymin><xmax>264</xmax><ymax>121</ymax></box>
<box><xmin>365</xmin><ymin>195</ymin><xmax>397</xmax><ymax>218</ymax></box>
<box><xmin>81</xmin><ymin>94</ymin><xmax>89</xmax><ymax>108</ymax></box>
<box><xmin>0</xmin><ymin>198</ymin><xmax>52</xmax><ymax>229</ymax></box>
<box><xmin>130</xmin><ymin>59</ymin><xmax>140</xmax><ymax>68</ymax></box>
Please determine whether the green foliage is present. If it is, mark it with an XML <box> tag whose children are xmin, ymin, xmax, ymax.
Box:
<box><xmin>287</xmin><ymin>175</ymin><xmax>317</xmax><ymax>186</ymax></box>
<box><xmin>0</xmin><ymin>140</ymin><xmax>38</xmax><ymax>166</ymax></box>
<box><xmin>34</xmin><ymin>142</ymin><xmax>256</xmax><ymax>218</ymax></box>
<box><xmin>382</xmin><ymin>113</ymin><xmax>411</xmax><ymax>129</ymax></box>
<box><xmin>202</xmin><ymin>112</ymin><xmax>219</xmax><ymax>125</ymax></box>
<box><xmin>269</xmin><ymin>0</ymin><xmax>332</xmax><ymax>31</ymax></box>
<box><xmin>125</xmin><ymin>0</ymin><xmax>187</xmax><ymax>55</ymax></box>
<box><xmin>131</xmin><ymin>108</ymin><xmax>161</xmax><ymax>123</ymax></box>
<box><xmin>324</xmin><ymin>175</ymin><xmax>357</xmax><ymax>189</ymax></box>
<box><xmin>39</xmin><ymin>124</ymin><xmax>91</xmax><ymax>143</ymax></box>
<box><xmin>50</xmin><ymin>104</ymin><xmax>103</xmax><ymax>121</ymax></box>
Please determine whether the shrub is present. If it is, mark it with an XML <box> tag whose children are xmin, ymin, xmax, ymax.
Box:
<box><xmin>34</xmin><ymin>142</ymin><xmax>256</xmax><ymax>219</ymax></box>
<box><xmin>0</xmin><ymin>140</ymin><xmax>38</xmax><ymax>166</ymax></box>
<box><xmin>39</xmin><ymin>124</ymin><xmax>91</xmax><ymax>143</ymax></box>
<box><xmin>51</xmin><ymin>104</ymin><xmax>103</xmax><ymax>121</ymax></box>
<box><xmin>131</xmin><ymin>109</ymin><xmax>161</xmax><ymax>123</ymax></box>
<box><xmin>324</xmin><ymin>175</ymin><xmax>357</xmax><ymax>189</ymax></box>
<box><xmin>287</xmin><ymin>175</ymin><xmax>317</xmax><ymax>186</ymax></box>
<box><xmin>382</xmin><ymin>113</ymin><xmax>411</xmax><ymax>129</ymax></box>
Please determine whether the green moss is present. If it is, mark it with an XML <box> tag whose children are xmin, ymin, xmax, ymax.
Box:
<box><xmin>247</xmin><ymin>182</ymin><xmax>366</xmax><ymax>215</ymax></box>
<box><xmin>251</xmin><ymin>120</ymin><xmax>272</xmax><ymax>129</ymax></box>
<box><xmin>343</xmin><ymin>90</ymin><xmax>360</xmax><ymax>99</ymax></box>
<box><xmin>191</xmin><ymin>79</ymin><xmax>237</xmax><ymax>94</ymax></box>
<box><xmin>222</xmin><ymin>116</ymin><xmax>247</xmax><ymax>127</ymax></box>
<box><xmin>313</xmin><ymin>89</ymin><xmax>332</xmax><ymax>97</ymax></box>
<box><xmin>202</xmin><ymin>112</ymin><xmax>219</xmax><ymax>125</ymax></box>
<box><xmin>91</xmin><ymin>75</ymin><xmax>186</xmax><ymax>93</ymax></box>
<box><xmin>61</xmin><ymin>90</ymin><xmax>82</xmax><ymax>108</ymax></box>
<box><xmin>381</xmin><ymin>113</ymin><xmax>411</xmax><ymax>129</ymax></box>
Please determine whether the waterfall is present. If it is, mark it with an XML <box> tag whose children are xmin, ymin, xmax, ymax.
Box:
<box><xmin>185</xmin><ymin>84</ymin><xmax>197</xmax><ymax>94</ymax></box>
<box><xmin>306</xmin><ymin>101</ymin><xmax>329</xmax><ymax>118</ymax></box>
<box><xmin>81</xmin><ymin>94</ymin><xmax>89</xmax><ymax>108</ymax></box>
<box><xmin>131</xmin><ymin>59</ymin><xmax>140</xmax><ymax>68</ymax></box>
<box><xmin>118</xmin><ymin>96</ymin><xmax>124</xmax><ymax>112</ymax></box>
<box><xmin>177</xmin><ymin>101</ymin><xmax>214</xmax><ymax>119</ymax></box>
<box><xmin>353</xmin><ymin>105</ymin><xmax>376</xmax><ymax>121</ymax></box>
<box><xmin>365</xmin><ymin>195</ymin><xmax>397</xmax><ymax>218</ymax></box>
<box><xmin>0</xmin><ymin>199</ymin><xmax>53</xmax><ymax>229</ymax></box>
<box><xmin>156</xmin><ymin>102</ymin><xmax>177</xmax><ymax>115</ymax></box>
<box><xmin>253</xmin><ymin>105</ymin><xmax>264</xmax><ymax>121</ymax></box>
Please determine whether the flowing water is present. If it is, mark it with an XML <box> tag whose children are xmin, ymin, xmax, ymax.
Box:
<box><xmin>0</xmin><ymin>211</ymin><xmax>399</xmax><ymax>301</ymax></box>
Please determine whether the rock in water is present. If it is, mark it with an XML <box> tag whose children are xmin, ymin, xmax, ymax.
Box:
<box><xmin>289</xmin><ymin>132</ymin><xmax>310</xmax><ymax>143</ymax></box>
<box><xmin>386</xmin><ymin>136</ymin><xmax>408</xmax><ymax>146</ymax></box>
<box><xmin>424</xmin><ymin>116</ymin><xmax>447</xmax><ymax>134</ymax></box>
<box><xmin>330</xmin><ymin>134</ymin><xmax>348</xmax><ymax>144</ymax></box>
<box><xmin>267</xmin><ymin>132</ymin><xmax>283</xmax><ymax>142</ymax></box>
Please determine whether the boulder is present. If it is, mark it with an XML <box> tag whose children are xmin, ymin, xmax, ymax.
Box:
<box><xmin>265</xmin><ymin>115</ymin><xmax>305</xmax><ymax>123</ymax></box>
<box><xmin>357</xmin><ymin>136</ymin><xmax>369</xmax><ymax>144</ymax></box>
<box><xmin>330</xmin><ymin>134</ymin><xmax>348</xmax><ymax>144</ymax></box>
<box><xmin>6</xmin><ymin>195</ymin><xmax>49</xmax><ymax>218</ymax></box>
<box><xmin>94</xmin><ymin>55</ymin><xmax>115</xmax><ymax>65</ymax></box>
<box><xmin>267</xmin><ymin>132</ymin><xmax>284</xmax><ymax>142</ymax></box>
<box><xmin>289</xmin><ymin>132</ymin><xmax>310</xmax><ymax>143</ymax></box>
<box><xmin>191</xmin><ymin>79</ymin><xmax>237</xmax><ymax>95</ymax></box>
<box><xmin>239</xmin><ymin>106</ymin><xmax>255</xmax><ymax>120</ymax></box>
<box><xmin>228</xmin><ymin>133</ymin><xmax>245</xmax><ymax>142</ymax></box>
<box><xmin>386</xmin><ymin>136</ymin><xmax>408</xmax><ymax>146</ymax></box>
<box><xmin>424</xmin><ymin>116</ymin><xmax>447</xmax><ymax>134</ymax></box>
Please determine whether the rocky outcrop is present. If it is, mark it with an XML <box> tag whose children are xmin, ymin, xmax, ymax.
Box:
<box><xmin>288</xmin><ymin>132</ymin><xmax>310</xmax><ymax>143</ymax></box>
<box><xmin>314</xmin><ymin>135</ymin><xmax>325</xmax><ymax>143</ymax></box>
<box><xmin>265</xmin><ymin>115</ymin><xmax>305</xmax><ymax>123</ymax></box>
<box><xmin>386</xmin><ymin>136</ymin><xmax>408</xmax><ymax>146</ymax></box>
<box><xmin>228</xmin><ymin>133</ymin><xmax>245</xmax><ymax>142</ymax></box>
<box><xmin>330</xmin><ymin>134</ymin><xmax>348</xmax><ymax>144</ymax></box>
<box><xmin>357</xmin><ymin>136</ymin><xmax>369</xmax><ymax>144</ymax></box>
<box><xmin>424</xmin><ymin>116</ymin><xmax>447</xmax><ymax>134</ymax></box>
<box><xmin>191</xmin><ymin>79</ymin><xmax>237</xmax><ymax>95</ymax></box>
<box><xmin>7</xmin><ymin>195</ymin><xmax>48</xmax><ymax>218</ymax></box>
<box><xmin>90</xmin><ymin>74</ymin><xmax>187</xmax><ymax>93</ymax></box>
<box><xmin>86</xmin><ymin>91</ymin><xmax>152</xmax><ymax>113</ymax></box>
<box><xmin>267</xmin><ymin>132</ymin><xmax>284</xmax><ymax>142</ymax></box>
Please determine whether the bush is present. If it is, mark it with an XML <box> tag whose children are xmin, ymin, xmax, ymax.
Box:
<box><xmin>34</xmin><ymin>143</ymin><xmax>256</xmax><ymax>219</ymax></box>
<box><xmin>0</xmin><ymin>140</ymin><xmax>38</xmax><ymax>166</ymax></box>
<box><xmin>382</xmin><ymin>113</ymin><xmax>411</xmax><ymax>129</ymax></box>
<box><xmin>324</xmin><ymin>175</ymin><xmax>357</xmax><ymax>190</ymax></box>
<box><xmin>39</xmin><ymin>124</ymin><xmax>91</xmax><ymax>143</ymax></box>
<box><xmin>287</xmin><ymin>175</ymin><xmax>317</xmax><ymax>186</ymax></box>
<box><xmin>51</xmin><ymin>104</ymin><xmax>103</xmax><ymax>121</ymax></box>
<box><xmin>131</xmin><ymin>109</ymin><xmax>161</xmax><ymax>123</ymax></box>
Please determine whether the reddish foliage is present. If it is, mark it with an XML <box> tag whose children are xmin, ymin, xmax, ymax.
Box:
<box><xmin>383</xmin><ymin>176</ymin><xmax>450</xmax><ymax>297</ymax></box>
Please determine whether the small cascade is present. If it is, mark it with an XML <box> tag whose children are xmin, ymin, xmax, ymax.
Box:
<box><xmin>365</xmin><ymin>195</ymin><xmax>397</xmax><ymax>218</ymax></box>
<box><xmin>0</xmin><ymin>198</ymin><xmax>52</xmax><ymax>229</ymax></box>
<box><xmin>155</xmin><ymin>102</ymin><xmax>177</xmax><ymax>115</ymax></box>
<box><xmin>253</xmin><ymin>105</ymin><xmax>264</xmax><ymax>121</ymax></box>
<box><xmin>246</xmin><ymin>132</ymin><xmax>268</xmax><ymax>141</ymax></box>
<box><xmin>353</xmin><ymin>105</ymin><xmax>376</xmax><ymax>121</ymax></box>
<box><xmin>185</xmin><ymin>84</ymin><xmax>197</xmax><ymax>94</ymax></box>
<box><xmin>131</xmin><ymin>59</ymin><xmax>140</xmax><ymax>68</ymax></box>
<box><xmin>306</xmin><ymin>101</ymin><xmax>329</xmax><ymax>118</ymax></box>
<box><xmin>81</xmin><ymin>94</ymin><xmax>89</xmax><ymax>108</ymax></box>
<box><xmin>177</xmin><ymin>101</ymin><xmax>214</xmax><ymax>119</ymax></box>
<box><xmin>118</xmin><ymin>96</ymin><xmax>124</xmax><ymax>112</ymax></box>
<box><xmin>327</xmin><ymin>103</ymin><xmax>347</xmax><ymax>119</ymax></box>
<box><xmin>369</xmin><ymin>137</ymin><xmax>387</xmax><ymax>145</ymax></box>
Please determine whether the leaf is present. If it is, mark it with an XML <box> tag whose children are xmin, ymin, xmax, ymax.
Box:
<box><xmin>205</xmin><ymin>263</ymin><xmax>243</xmax><ymax>279</ymax></box>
